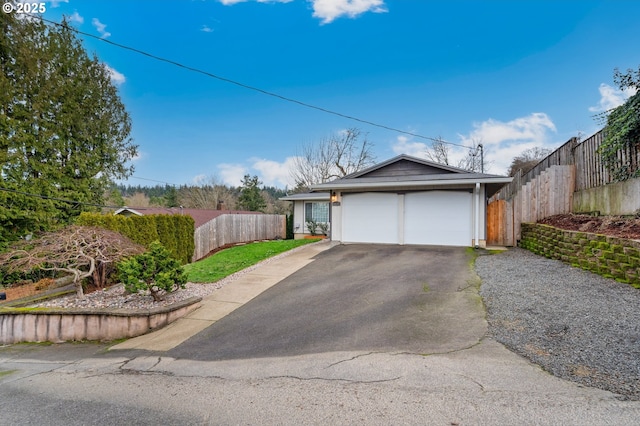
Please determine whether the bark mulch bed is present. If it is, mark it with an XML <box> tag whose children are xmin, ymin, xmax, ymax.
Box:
<box><xmin>1</xmin><ymin>282</ymin><xmax>42</xmax><ymax>302</ymax></box>
<box><xmin>538</xmin><ymin>213</ymin><xmax>640</xmax><ymax>240</ymax></box>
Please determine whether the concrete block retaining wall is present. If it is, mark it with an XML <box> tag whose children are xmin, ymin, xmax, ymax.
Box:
<box><xmin>519</xmin><ymin>223</ymin><xmax>640</xmax><ymax>287</ymax></box>
<box><xmin>0</xmin><ymin>297</ymin><xmax>201</xmax><ymax>344</ymax></box>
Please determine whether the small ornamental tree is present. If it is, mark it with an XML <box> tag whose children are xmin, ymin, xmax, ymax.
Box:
<box><xmin>118</xmin><ymin>241</ymin><xmax>187</xmax><ymax>301</ymax></box>
<box><xmin>0</xmin><ymin>226</ymin><xmax>145</xmax><ymax>298</ymax></box>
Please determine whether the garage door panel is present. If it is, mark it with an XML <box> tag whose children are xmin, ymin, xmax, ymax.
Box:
<box><xmin>341</xmin><ymin>191</ymin><xmax>473</xmax><ymax>247</ymax></box>
<box><xmin>404</xmin><ymin>191</ymin><xmax>472</xmax><ymax>246</ymax></box>
<box><xmin>342</xmin><ymin>193</ymin><xmax>398</xmax><ymax>244</ymax></box>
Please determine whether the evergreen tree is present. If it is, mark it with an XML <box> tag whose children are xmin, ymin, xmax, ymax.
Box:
<box><xmin>0</xmin><ymin>14</ymin><xmax>137</xmax><ymax>243</ymax></box>
<box><xmin>164</xmin><ymin>185</ymin><xmax>179</xmax><ymax>207</ymax></box>
<box><xmin>237</xmin><ymin>175</ymin><xmax>266</xmax><ymax>212</ymax></box>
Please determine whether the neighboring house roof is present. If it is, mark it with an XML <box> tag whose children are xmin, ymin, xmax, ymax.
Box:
<box><xmin>113</xmin><ymin>207</ymin><xmax>261</xmax><ymax>229</ymax></box>
<box><xmin>279</xmin><ymin>192</ymin><xmax>330</xmax><ymax>202</ymax></box>
<box><xmin>310</xmin><ymin>154</ymin><xmax>512</xmax><ymax>197</ymax></box>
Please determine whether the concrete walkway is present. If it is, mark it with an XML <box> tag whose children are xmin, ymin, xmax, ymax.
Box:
<box><xmin>110</xmin><ymin>241</ymin><xmax>334</xmax><ymax>352</ymax></box>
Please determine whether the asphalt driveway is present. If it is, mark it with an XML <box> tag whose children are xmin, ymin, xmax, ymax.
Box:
<box><xmin>168</xmin><ymin>244</ymin><xmax>486</xmax><ymax>361</ymax></box>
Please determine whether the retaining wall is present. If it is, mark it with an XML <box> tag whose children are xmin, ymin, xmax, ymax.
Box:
<box><xmin>573</xmin><ymin>177</ymin><xmax>640</xmax><ymax>215</ymax></box>
<box><xmin>519</xmin><ymin>223</ymin><xmax>640</xmax><ymax>287</ymax></box>
<box><xmin>0</xmin><ymin>297</ymin><xmax>201</xmax><ymax>344</ymax></box>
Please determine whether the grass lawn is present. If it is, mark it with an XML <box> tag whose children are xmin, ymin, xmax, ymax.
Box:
<box><xmin>183</xmin><ymin>238</ymin><xmax>322</xmax><ymax>283</ymax></box>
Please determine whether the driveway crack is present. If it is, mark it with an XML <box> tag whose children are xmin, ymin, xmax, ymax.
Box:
<box><xmin>265</xmin><ymin>375</ymin><xmax>402</xmax><ymax>384</ymax></box>
<box><xmin>454</xmin><ymin>373</ymin><xmax>485</xmax><ymax>391</ymax></box>
<box><xmin>325</xmin><ymin>352</ymin><xmax>380</xmax><ymax>368</ymax></box>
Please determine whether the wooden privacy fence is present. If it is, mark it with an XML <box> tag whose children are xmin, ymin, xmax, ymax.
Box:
<box><xmin>486</xmin><ymin>129</ymin><xmax>640</xmax><ymax>246</ymax></box>
<box><xmin>193</xmin><ymin>214</ymin><xmax>286</xmax><ymax>261</ymax></box>
<box><xmin>493</xmin><ymin>130</ymin><xmax>639</xmax><ymax>203</ymax></box>
<box><xmin>487</xmin><ymin>165</ymin><xmax>575</xmax><ymax>246</ymax></box>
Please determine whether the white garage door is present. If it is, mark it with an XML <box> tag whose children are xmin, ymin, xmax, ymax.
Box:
<box><xmin>341</xmin><ymin>191</ymin><xmax>473</xmax><ymax>246</ymax></box>
<box><xmin>404</xmin><ymin>191</ymin><xmax>472</xmax><ymax>246</ymax></box>
<box><xmin>342</xmin><ymin>193</ymin><xmax>398</xmax><ymax>244</ymax></box>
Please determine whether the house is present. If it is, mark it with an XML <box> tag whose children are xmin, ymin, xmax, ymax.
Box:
<box><xmin>279</xmin><ymin>192</ymin><xmax>331</xmax><ymax>238</ymax></box>
<box><xmin>304</xmin><ymin>154</ymin><xmax>512</xmax><ymax>248</ymax></box>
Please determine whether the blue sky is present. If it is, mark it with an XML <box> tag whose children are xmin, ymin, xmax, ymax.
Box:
<box><xmin>39</xmin><ymin>0</ymin><xmax>639</xmax><ymax>188</ymax></box>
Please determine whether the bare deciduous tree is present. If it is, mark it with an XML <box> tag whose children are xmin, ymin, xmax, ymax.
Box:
<box><xmin>507</xmin><ymin>147</ymin><xmax>552</xmax><ymax>177</ymax></box>
<box><xmin>0</xmin><ymin>226</ymin><xmax>145</xmax><ymax>298</ymax></box>
<box><xmin>425</xmin><ymin>137</ymin><xmax>484</xmax><ymax>172</ymax></box>
<box><xmin>290</xmin><ymin>128</ymin><xmax>376</xmax><ymax>190</ymax></box>
<box><xmin>425</xmin><ymin>137</ymin><xmax>454</xmax><ymax>166</ymax></box>
<box><xmin>122</xmin><ymin>192</ymin><xmax>151</xmax><ymax>207</ymax></box>
<box><xmin>178</xmin><ymin>177</ymin><xmax>236</xmax><ymax>210</ymax></box>
<box><xmin>260</xmin><ymin>190</ymin><xmax>291</xmax><ymax>215</ymax></box>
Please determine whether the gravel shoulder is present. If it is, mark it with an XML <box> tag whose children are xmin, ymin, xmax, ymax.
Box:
<box><xmin>477</xmin><ymin>248</ymin><xmax>640</xmax><ymax>400</ymax></box>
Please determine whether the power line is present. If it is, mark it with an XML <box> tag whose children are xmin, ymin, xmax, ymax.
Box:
<box><xmin>126</xmin><ymin>176</ymin><xmax>178</xmax><ymax>186</ymax></box>
<box><xmin>0</xmin><ymin>187</ymin><xmax>121</xmax><ymax>209</ymax></box>
<box><xmin>39</xmin><ymin>17</ymin><xmax>472</xmax><ymax>151</ymax></box>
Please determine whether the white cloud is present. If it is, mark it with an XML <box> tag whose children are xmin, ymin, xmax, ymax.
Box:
<box><xmin>68</xmin><ymin>11</ymin><xmax>83</xmax><ymax>24</ymax></box>
<box><xmin>459</xmin><ymin>113</ymin><xmax>556</xmax><ymax>147</ymax></box>
<box><xmin>49</xmin><ymin>0</ymin><xmax>69</xmax><ymax>7</ymax></box>
<box><xmin>104</xmin><ymin>64</ymin><xmax>125</xmax><ymax>85</ymax></box>
<box><xmin>589</xmin><ymin>83</ymin><xmax>637</xmax><ymax>113</ymax></box>
<box><xmin>192</xmin><ymin>174</ymin><xmax>207</xmax><ymax>184</ymax></box>
<box><xmin>310</xmin><ymin>0</ymin><xmax>387</xmax><ymax>24</ymax></box>
<box><xmin>391</xmin><ymin>135</ymin><xmax>428</xmax><ymax>158</ymax></box>
<box><xmin>92</xmin><ymin>18</ymin><xmax>111</xmax><ymax>39</ymax></box>
<box><xmin>218</xmin><ymin>163</ymin><xmax>248</xmax><ymax>186</ymax></box>
<box><xmin>458</xmin><ymin>113</ymin><xmax>557</xmax><ymax>174</ymax></box>
<box><xmin>218</xmin><ymin>0</ymin><xmax>385</xmax><ymax>23</ymax></box>
<box><xmin>251</xmin><ymin>156</ymin><xmax>299</xmax><ymax>188</ymax></box>
<box><xmin>392</xmin><ymin>113</ymin><xmax>558</xmax><ymax>175</ymax></box>
<box><xmin>201</xmin><ymin>25</ymin><xmax>214</xmax><ymax>33</ymax></box>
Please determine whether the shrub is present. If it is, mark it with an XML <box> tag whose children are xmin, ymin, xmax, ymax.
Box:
<box><xmin>117</xmin><ymin>241</ymin><xmax>187</xmax><ymax>301</ymax></box>
<box><xmin>286</xmin><ymin>214</ymin><xmax>294</xmax><ymax>239</ymax></box>
<box><xmin>306</xmin><ymin>220</ymin><xmax>318</xmax><ymax>236</ymax></box>
<box><xmin>318</xmin><ymin>222</ymin><xmax>329</xmax><ymax>236</ymax></box>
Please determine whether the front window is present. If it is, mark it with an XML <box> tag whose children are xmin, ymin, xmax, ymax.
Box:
<box><xmin>305</xmin><ymin>202</ymin><xmax>329</xmax><ymax>223</ymax></box>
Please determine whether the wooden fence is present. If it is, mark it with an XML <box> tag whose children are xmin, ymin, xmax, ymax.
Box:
<box><xmin>487</xmin><ymin>129</ymin><xmax>640</xmax><ymax>246</ymax></box>
<box><xmin>193</xmin><ymin>214</ymin><xmax>286</xmax><ymax>261</ymax></box>
<box><xmin>487</xmin><ymin>166</ymin><xmax>575</xmax><ymax>246</ymax></box>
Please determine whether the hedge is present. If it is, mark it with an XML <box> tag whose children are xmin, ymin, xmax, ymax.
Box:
<box><xmin>76</xmin><ymin>212</ymin><xmax>195</xmax><ymax>264</ymax></box>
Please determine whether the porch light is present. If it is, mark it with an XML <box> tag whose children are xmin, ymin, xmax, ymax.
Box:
<box><xmin>330</xmin><ymin>191</ymin><xmax>337</xmax><ymax>202</ymax></box>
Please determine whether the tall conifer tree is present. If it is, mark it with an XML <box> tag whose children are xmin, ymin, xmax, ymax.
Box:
<box><xmin>0</xmin><ymin>14</ymin><xmax>137</xmax><ymax>243</ymax></box>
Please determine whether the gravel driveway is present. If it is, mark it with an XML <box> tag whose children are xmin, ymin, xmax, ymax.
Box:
<box><xmin>477</xmin><ymin>248</ymin><xmax>640</xmax><ymax>400</ymax></box>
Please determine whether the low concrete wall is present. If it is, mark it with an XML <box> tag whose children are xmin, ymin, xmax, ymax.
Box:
<box><xmin>519</xmin><ymin>223</ymin><xmax>640</xmax><ymax>287</ymax></box>
<box><xmin>573</xmin><ymin>177</ymin><xmax>640</xmax><ymax>215</ymax></box>
<box><xmin>0</xmin><ymin>297</ymin><xmax>201</xmax><ymax>344</ymax></box>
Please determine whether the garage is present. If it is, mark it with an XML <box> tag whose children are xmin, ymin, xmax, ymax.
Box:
<box><xmin>310</xmin><ymin>154</ymin><xmax>512</xmax><ymax>248</ymax></box>
<box><xmin>404</xmin><ymin>190</ymin><xmax>472</xmax><ymax>246</ymax></box>
<box><xmin>341</xmin><ymin>190</ymin><xmax>473</xmax><ymax>246</ymax></box>
<box><xmin>342</xmin><ymin>193</ymin><xmax>398</xmax><ymax>243</ymax></box>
